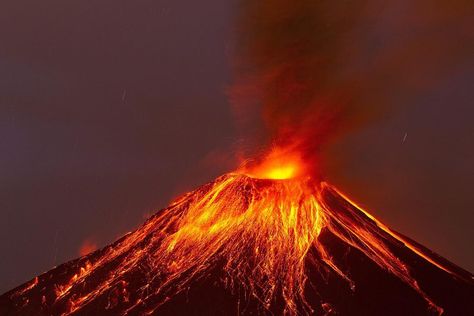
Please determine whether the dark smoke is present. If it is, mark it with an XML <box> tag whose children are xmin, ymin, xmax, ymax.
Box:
<box><xmin>230</xmin><ymin>0</ymin><xmax>473</xmax><ymax>168</ymax></box>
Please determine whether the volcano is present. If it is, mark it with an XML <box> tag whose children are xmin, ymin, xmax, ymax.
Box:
<box><xmin>1</xmin><ymin>173</ymin><xmax>473</xmax><ymax>316</ymax></box>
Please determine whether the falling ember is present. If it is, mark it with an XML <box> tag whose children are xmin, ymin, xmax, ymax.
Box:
<box><xmin>78</xmin><ymin>239</ymin><xmax>97</xmax><ymax>257</ymax></box>
<box><xmin>1</xmin><ymin>150</ymin><xmax>472</xmax><ymax>315</ymax></box>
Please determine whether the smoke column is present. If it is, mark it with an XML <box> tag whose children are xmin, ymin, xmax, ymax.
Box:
<box><xmin>230</xmin><ymin>0</ymin><xmax>473</xmax><ymax>174</ymax></box>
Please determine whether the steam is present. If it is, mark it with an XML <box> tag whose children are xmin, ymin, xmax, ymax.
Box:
<box><xmin>230</xmin><ymin>0</ymin><xmax>473</xmax><ymax>168</ymax></box>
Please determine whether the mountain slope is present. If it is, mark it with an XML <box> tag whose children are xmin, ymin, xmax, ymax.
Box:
<box><xmin>1</xmin><ymin>174</ymin><xmax>472</xmax><ymax>315</ymax></box>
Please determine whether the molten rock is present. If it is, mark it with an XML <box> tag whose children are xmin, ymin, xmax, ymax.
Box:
<box><xmin>1</xmin><ymin>174</ymin><xmax>473</xmax><ymax>315</ymax></box>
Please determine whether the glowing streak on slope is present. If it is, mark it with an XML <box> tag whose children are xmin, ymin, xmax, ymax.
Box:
<box><xmin>326</xmin><ymin>184</ymin><xmax>454</xmax><ymax>276</ymax></box>
<box><xmin>11</xmin><ymin>161</ymin><xmax>457</xmax><ymax>315</ymax></box>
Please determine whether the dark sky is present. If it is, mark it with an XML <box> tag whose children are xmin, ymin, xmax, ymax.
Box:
<box><xmin>0</xmin><ymin>0</ymin><xmax>472</xmax><ymax>294</ymax></box>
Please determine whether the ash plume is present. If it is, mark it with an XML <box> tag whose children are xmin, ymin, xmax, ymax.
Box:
<box><xmin>230</xmin><ymin>0</ymin><xmax>473</xmax><ymax>167</ymax></box>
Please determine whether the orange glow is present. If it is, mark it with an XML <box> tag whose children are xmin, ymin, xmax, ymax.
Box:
<box><xmin>241</xmin><ymin>147</ymin><xmax>306</xmax><ymax>180</ymax></box>
<box><xmin>262</xmin><ymin>163</ymin><xmax>298</xmax><ymax>179</ymax></box>
<box><xmin>79</xmin><ymin>239</ymin><xmax>97</xmax><ymax>257</ymax></box>
<box><xmin>14</xmin><ymin>170</ymin><xmax>457</xmax><ymax>315</ymax></box>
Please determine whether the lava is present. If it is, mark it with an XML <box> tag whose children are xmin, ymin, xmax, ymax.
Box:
<box><xmin>241</xmin><ymin>147</ymin><xmax>306</xmax><ymax>180</ymax></box>
<box><xmin>1</xmin><ymin>1</ymin><xmax>472</xmax><ymax>314</ymax></box>
<box><xmin>3</xmin><ymin>153</ymin><xmax>470</xmax><ymax>315</ymax></box>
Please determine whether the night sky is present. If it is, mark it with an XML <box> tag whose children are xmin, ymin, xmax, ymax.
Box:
<box><xmin>1</xmin><ymin>0</ymin><xmax>473</xmax><ymax>294</ymax></box>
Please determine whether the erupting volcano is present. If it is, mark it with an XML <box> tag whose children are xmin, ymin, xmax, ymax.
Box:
<box><xmin>1</xmin><ymin>151</ymin><xmax>473</xmax><ymax>315</ymax></box>
<box><xmin>2</xmin><ymin>1</ymin><xmax>473</xmax><ymax>315</ymax></box>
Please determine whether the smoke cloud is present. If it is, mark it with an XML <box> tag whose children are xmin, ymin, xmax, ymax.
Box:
<box><xmin>230</xmin><ymin>0</ymin><xmax>473</xmax><ymax>171</ymax></box>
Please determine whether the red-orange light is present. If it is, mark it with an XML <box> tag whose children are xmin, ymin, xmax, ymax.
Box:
<box><xmin>241</xmin><ymin>147</ymin><xmax>305</xmax><ymax>180</ymax></box>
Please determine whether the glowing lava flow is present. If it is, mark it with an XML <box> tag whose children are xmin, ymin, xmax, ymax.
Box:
<box><xmin>5</xmin><ymin>154</ymin><xmax>468</xmax><ymax>315</ymax></box>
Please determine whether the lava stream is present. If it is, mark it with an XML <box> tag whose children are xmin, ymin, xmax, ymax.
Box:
<box><xmin>7</xmin><ymin>169</ymin><xmax>465</xmax><ymax>315</ymax></box>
